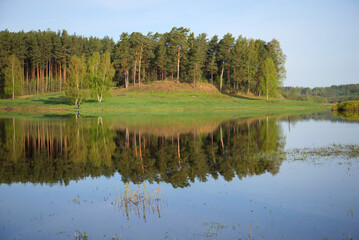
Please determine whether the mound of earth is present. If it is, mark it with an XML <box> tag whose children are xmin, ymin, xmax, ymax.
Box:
<box><xmin>111</xmin><ymin>81</ymin><xmax>221</xmax><ymax>95</ymax></box>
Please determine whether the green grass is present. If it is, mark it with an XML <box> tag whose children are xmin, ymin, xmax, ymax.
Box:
<box><xmin>0</xmin><ymin>88</ymin><xmax>329</xmax><ymax>115</ymax></box>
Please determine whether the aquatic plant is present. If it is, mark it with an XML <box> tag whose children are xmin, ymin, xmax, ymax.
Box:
<box><xmin>113</xmin><ymin>182</ymin><xmax>163</xmax><ymax>221</ymax></box>
<box><xmin>288</xmin><ymin>144</ymin><xmax>359</xmax><ymax>159</ymax></box>
<box><xmin>74</xmin><ymin>230</ymin><xmax>88</xmax><ymax>240</ymax></box>
<box><xmin>72</xmin><ymin>194</ymin><xmax>80</xmax><ymax>204</ymax></box>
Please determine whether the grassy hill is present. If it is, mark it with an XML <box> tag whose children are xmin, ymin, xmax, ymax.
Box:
<box><xmin>0</xmin><ymin>81</ymin><xmax>330</xmax><ymax>114</ymax></box>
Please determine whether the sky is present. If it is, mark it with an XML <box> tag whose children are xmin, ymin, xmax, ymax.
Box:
<box><xmin>0</xmin><ymin>0</ymin><xmax>358</xmax><ymax>88</ymax></box>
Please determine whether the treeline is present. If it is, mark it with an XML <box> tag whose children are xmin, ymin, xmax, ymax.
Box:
<box><xmin>0</xmin><ymin>28</ymin><xmax>286</xmax><ymax>100</ymax></box>
<box><xmin>282</xmin><ymin>84</ymin><xmax>359</xmax><ymax>103</ymax></box>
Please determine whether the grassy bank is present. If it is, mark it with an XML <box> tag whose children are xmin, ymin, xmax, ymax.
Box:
<box><xmin>0</xmin><ymin>82</ymin><xmax>330</xmax><ymax>114</ymax></box>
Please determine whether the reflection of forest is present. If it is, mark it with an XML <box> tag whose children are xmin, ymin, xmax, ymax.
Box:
<box><xmin>0</xmin><ymin>116</ymin><xmax>285</xmax><ymax>187</ymax></box>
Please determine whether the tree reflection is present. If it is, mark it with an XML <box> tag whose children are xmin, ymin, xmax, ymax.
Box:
<box><xmin>0</xmin><ymin>116</ymin><xmax>285</xmax><ymax>187</ymax></box>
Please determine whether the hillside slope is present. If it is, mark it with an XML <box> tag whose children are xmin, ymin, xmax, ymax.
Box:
<box><xmin>111</xmin><ymin>81</ymin><xmax>221</xmax><ymax>95</ymax></box>
<box><xmin>0</xmin><ymin>81</ymin><xmax>330</xmax><ymax>113</ymax></box>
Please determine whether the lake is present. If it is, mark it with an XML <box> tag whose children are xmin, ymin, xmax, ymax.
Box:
<box><xmin>0</xmin><ymin>111</ymin><xmax>358</xmax><ymax>240</ymax></box>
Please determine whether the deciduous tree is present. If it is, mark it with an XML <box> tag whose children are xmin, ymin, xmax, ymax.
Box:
<box><xmin>260</xmin><ymin>58</ymin><xmax>277</xmax><ymax>100</ymax></box>
<box><xmin>65</xmin><ymin>55</ymin><xmax>87</xmax><ymax>105</ymax></box>
<box><xmin>4</xmin><ymin>55</ymin><xmax>22</xmax><ymax>99</ymax></box>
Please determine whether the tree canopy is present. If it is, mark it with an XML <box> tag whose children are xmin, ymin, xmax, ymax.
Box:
<box><xmin>0</xmin><ymin>28</ymin><xmax>287</xmax><ymax>100</ymax></box>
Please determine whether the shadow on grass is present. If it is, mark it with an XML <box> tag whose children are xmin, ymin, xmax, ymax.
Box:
<box><xmin>33</xmin><ymin>96</ymin><xmax>71</xmax><ymax>105</ymax></box>
<box><xmin>84</xmin><ymin>99</ymin><xmax>98</xmax><ymax>103</ymax></box>
<box><xmin>40</xmin><ymin>113</ymin><xmax>75</xmax><ymax>119</ymax></box>
<box><xmin>222</xmin><ymin>92</ymin><xmax>259</xmax><ymax>101</ymax></box>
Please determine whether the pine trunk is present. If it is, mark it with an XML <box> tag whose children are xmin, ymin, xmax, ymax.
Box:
<box><xmin>41</xmin><ymin>68</ymin><xmax>44</xmax><ymax>93</ymax></box>
<box><xmin>59</xmin><ymin>63</ymin><xmax>62</xmax><ymax>92</ymax></box>
<box><xmin>177</xmin><ymin>45</ymin><xmax>180</xmax><ymax>83</ymax></box>
<box><xmin>211</xmin><ymin>66</ymin><xmax>213</xmax><ymax>84</ymax></box>
<box><xmin>45</xmin><ymin>60</ymin><xmax>48</xmax><ymax>92</ymax></box>
<box><xmin>37</xmin><ymin>65</ymin><xmax>40</xmax><ymax>94</ymax></box>
<box><xmin>138</xmin><ymin>51</ymin><xmax>142</xmax><ymax>87</ymax></box>
<box><xmin>227</xmin><ymin>67</ymin><xmax>230</xmax><ymax>85</ymax></box>
<box><xmin>247</xmin><ymin>67</ymin><xmax>250</xmax><ymax>94</ymax></box>
<box><xmin>193</xmin><ymin>65</ymin><xmax>196</xmax><ymax>85</ymax></box>
<box><xmin>12</xmin><ymin>63</ymin><xmax>14</xmax><ymax>99</ymax></box>
<box><xmin>133</xmin><ymin>60</ymin><xmax>137</xmax><ymax>86</ymax></box>
<box><xmin>220</xmin><ymin>64</ymin><xmax>224</xmax><ymax>91</ymax></box>
<box><xmin>64</xmin><ymin>65</ymin><xmax>66</xmax><ymax>84</ymax></box>
<box><xmin>55</xmin><ymin>64</ymin><xmax>58</xmax><ymax>92</ymax></box>
<box><xmin>125</xmin><ymin>69</ymin><xmax>129</xmax><ymax>88</ymax></box>
<box><xmin>26</xmin><ymin>65</ymin><xmax>29</xmax><ymax>94</ymax></box>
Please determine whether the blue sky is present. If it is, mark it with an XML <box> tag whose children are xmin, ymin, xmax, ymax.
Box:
<box><xmin>1</xmin><ymin>0</ymin><xmax>358</xmax><ymax>87</ymax></box>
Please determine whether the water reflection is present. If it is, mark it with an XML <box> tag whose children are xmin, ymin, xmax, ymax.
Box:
<box><xmin>0</xmin><ymin>116</ymin><xmax>285</xmax><ymax>187</ymax></box>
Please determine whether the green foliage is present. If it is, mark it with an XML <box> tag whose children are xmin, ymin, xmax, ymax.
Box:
<box><xmin>96</xmin><ymin>52</ymin><xmax>115</xmax><ymax>102</ymax></box>
<box><xmin>168</xmin><ymin>27</ymin><xmax>190</xmax><ymax>82</ymax></box>
<box><xmin>217</xmin><ymin>33</ymin><xmax>235</xmax><ymax>91</ymax></box>
<box><xmin>231</xmin><ymin>36</ymin><xmax>247</xmax><ymax>91</ymax></box>
<box><xmin>4</xmin><ymin>54</ymin><xmax>22</xmax><ymax>99</ymax></box>
<box><xmin>206</xmin><ymin>35</ymin><xmax>219</xmax><ymax>84</ymax></box>
<box><xmin>283</xmin><ymin>84</ymin><xmax>359</xmax><ymax>103</ymax></box>
<box><xmin>297</xmin><ymin>95</ymin><xmax>328</xmax><ymax>103</ymax></box>
<box><xmin>333</xmin><ymin>101</ymin><xmax>359</xmax><ymax>112</ymax></box>
<box><xmin>65</xmin><ymin>55</ymin><xmax>87</xmax><ymax>105</ymax></box>
<box><xmin>260</xmin><ymin>58</ymin><xmax>277</xmax><ymax>100</ymax></box>
<box><xmin>267</xmin><ymin>39</ymin><xmax>286</xmax><ymax>83</ymax></box>
<box><xmin>187</xmin><ymin>33</ymin><xmax>208</xmax><ymax>83</ymax></box>
<box><xmin>246</xmin><ymin>39</ymin><xmax>258</xmax><ymax>94</ymax></box>
<box><xmin>0</xmin><ymin>28</ymin><xmax>288</xmax><ymax>99</ymax></box>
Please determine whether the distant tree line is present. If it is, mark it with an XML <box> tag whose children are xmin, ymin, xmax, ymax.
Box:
<box><xmin>0</xmin><ymin>28</ymin><xmax>286</xmax><ymax>101</ymax></box>
<box><xmin>282</xmin><ymin>84</ymin><xmax>359</xmax><ymax>103</ymax></box>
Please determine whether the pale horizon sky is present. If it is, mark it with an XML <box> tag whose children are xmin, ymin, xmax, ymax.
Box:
<box><xmin>1</xmin><ymin>0</ymin><xmax>358</xmax><ymax>88</ymax></box>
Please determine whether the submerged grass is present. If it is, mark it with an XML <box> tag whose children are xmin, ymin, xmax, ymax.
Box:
<box><xmin>251</xmin><ymin>144</ymin><xmax>359</xmax><ymax>164</ymax></box>
<box><xmin>286</xmin><ymin>144</ymin><xmax>359</xmax><ymax>160</ymax></box>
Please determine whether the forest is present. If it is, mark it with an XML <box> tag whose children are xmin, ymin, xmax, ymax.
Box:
<box><xmin>282</xmin><ymin>84</ymin><xmax>359</xmax><ymax>103</ymax></box>
<box><xmin>0</xmin><ymin>28</ymin><xmax>286</xmax><ymax>101</ymax></box>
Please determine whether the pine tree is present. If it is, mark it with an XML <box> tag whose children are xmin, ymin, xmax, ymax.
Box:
<box><xmin>246</xmin><ymin>39</ymin><xmax>258</xmax><ymax>94</ymax></box>
<box><xmin>154</xmin><ymin>34</ymin><xmax>167</xmax><ymax>80</ymax></box>
<box><xmin>53</xmin><ymin>31</ymin><xmax>64</xmax><ymax>91</ymax></box>
<box><xmin>254</xmin><ymin>40</ymin><xmax>269</xmax><ymax>95</ymax></box>
<box><xmin>61</xmin><ymin>30</ymin><xmax>71</xmax><ymax>85</ymax></box>
<box><xmin>113</xmin><ymin>33</ymin><xmax>131</xmax><ymax>88</ymax></box>
<box><xmin>206</xmin><ymin>35</ymin><xmax>218</xmax><ymax>84</ymax></box>
<box><xmin>188</xmin><ymin>33</ymin><xmax>208</xmax><ymax>84</ymax></box>
<box><xmin>218</xmin><ymin>33</ymin><xmax>234</xmax><ymax>91</ymax></box>
<box><xmin>231</xmin><ymin>36</ymin><xmax>247</xmax><ymax>91</ymax></box>
<box><xmin>169</xmin><ymin>27</ymin><xmax>190</xmax><ymax>83</ymax></box>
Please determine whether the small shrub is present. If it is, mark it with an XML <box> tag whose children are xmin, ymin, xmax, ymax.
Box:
<box><xmin>334</xmin><ymin>101</ymin><xmax>359</xmax><ymax>112</ymax></box>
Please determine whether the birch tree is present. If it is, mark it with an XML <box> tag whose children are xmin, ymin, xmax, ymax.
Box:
<box><xmin>65</xmin><ymin>55</ymin><xmax>87</xmax><ymax>105</ymax></box>
<box><xmin>4</xmin><ymin>55</ymin><xmax>22</xmax><ymax>99</ymax></box>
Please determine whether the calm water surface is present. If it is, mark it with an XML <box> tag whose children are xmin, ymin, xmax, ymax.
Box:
<box><xmin>0</xmin><ymin>112</ymin><xmax>358</xmax><ymax>240</ymax></box>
